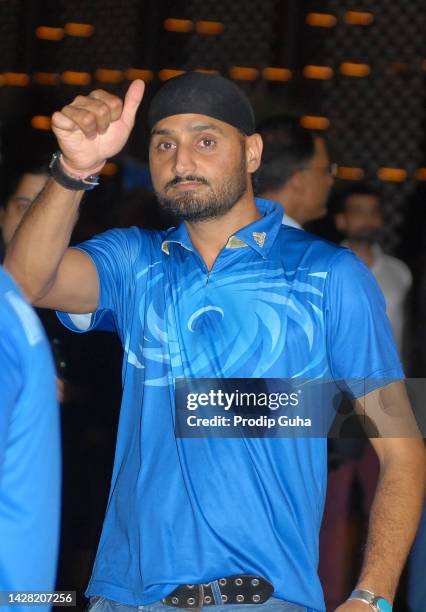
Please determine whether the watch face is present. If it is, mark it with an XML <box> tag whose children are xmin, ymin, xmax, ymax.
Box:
<box><xmin>375</xmin><ymin>597</ymin><xmax>392</xmax><ymax>612</ymax></box>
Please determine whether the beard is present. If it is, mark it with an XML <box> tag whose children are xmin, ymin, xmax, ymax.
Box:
<box><xmin>155</xmin><ymin>149</ymin><xmax>248</xmax><ymax>222</ymax></box>
<box><xmin>347</xmin><ymin>228</ymin><xmax>381</xmax><ymax>245</ymax></box>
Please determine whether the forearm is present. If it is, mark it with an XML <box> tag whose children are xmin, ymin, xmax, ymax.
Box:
<box><xmin>4</xmin><ymin>178</ymin><xmax>83</xmax><ymax>302</ymax></box>
<box><xmin>355</xmin><ymin>440</ymin><xmax>426</xmax><ymax>602</ymax></box>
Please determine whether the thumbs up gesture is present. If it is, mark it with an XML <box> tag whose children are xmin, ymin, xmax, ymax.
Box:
<box><xmin>51</xmin><ymin>80</ymin><xmax>145</xmax><ymax>175</ymax></box>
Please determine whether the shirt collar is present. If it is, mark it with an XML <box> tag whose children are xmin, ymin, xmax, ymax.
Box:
<box><xmin>341</xmin><ymin>240</ymin><xmax>382</xmax><ymax>260</ymax></box>
<box><xmin>282</xmin><ymin>212</ymin><xmax>302</xmax><ymax>230</ymax></box>
<box><xmin>161</xmin><ymin>198</ymin><xmax>283</xmax><ymax>258</ymax></box>
<box><xmin>371</xmin><ymin>243</ymin><xmax>383</xmax><ymax>258</ymax></box>
<box><xmin>161</xmin><ymin>220</ymin><xmax>193</xmax><ymax>255</ymax></box>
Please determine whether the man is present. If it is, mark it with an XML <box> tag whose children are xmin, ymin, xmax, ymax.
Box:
<box><xmin>334</xmin><ymin>184</ymin><xmax>412</xmax><ymax>353</ymax></box>
<box><xmin>0</xmin><ymin>162</ymin><xmax>49</xmax><ymax>260</ymax></box>
<box><xmin>255</xmin><ymin>116</ymin><xmax>334</xmax><ymax>228</ymax></box>
<box><xmin>318</xmin><ymin>184</ymin><xmax>414</xmax><ymax>608</ymax></box>
<box><xmin>0</xmin><ymin>264</ymin><xmax>61</xmax><ymax>610</ymax></box>
<box><xmin>0</xmin><ymin>157</ymin><xmax>124</xmax><ymax>596</ymax></box>
<box><xmin>0</xmin><ymin>162</ymin><xmax>71</xmax><ymax>401</ymax></box>
<box><xmin>4</xmin><ymin>73</ymin><xmax>425</xmax><ymax>612</ymax></box>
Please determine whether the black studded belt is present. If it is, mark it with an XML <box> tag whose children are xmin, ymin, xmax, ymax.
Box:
<box><xmin>162</xmin><ymin>575</ymin><xmax>274</xmax><ymax>610</ymax></box>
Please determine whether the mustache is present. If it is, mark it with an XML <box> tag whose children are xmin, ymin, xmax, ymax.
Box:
<box><xmin>165</xmin><ymin>175</ymin><xmax>209</xmax><ymax>191</ymax></box>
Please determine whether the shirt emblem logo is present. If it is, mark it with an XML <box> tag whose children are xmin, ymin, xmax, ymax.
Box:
<box><xmin>252</xmin><ymin>232</ymin><xmax>267</xmax><ymax>247</ymax></box>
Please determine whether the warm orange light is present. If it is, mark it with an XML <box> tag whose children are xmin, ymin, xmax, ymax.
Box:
<box><xmin>61</xmin><ymin>71</ymin><xmax>91</xmax><ymax>86</ymax></box>
<box><xmin>159</xmin><ymin>69</ymin><xmax>186</xmax><ymax>81</ymax></box>
<box><xmin>416</xmin><ymin>168</ymin><xmax>426</xmax><ymax>180</ymax></box>
<box><xmin>344</xmin><ymin>11</ymin><xmax>374</xmax><ymax>25</ymax></box>
<box><xmin>195</xmin><ymin>21</ymin><xmax>224</xmax><ymax>35</ymax></box>
<box><xmin>229</xmin><ymin>66</ymin><xmax>259</xmax><ymax>81</ymax></box>
<box><xmin>336</xmin><ymin>167</ymin><xmax>365</xmax><ymax>181</ymax></box>
<box><xmin>164</xmin><ymin>18</ymin><xmax>193</xmax><ymax>33</ymax></box>
<box><xmin>193</xmin><ymin>68</ymin><xmax>220</xmax><ymax>75</ymax></box>
<box><xmin>305</xmin><ymin>12</ymin><xmax>337</xmax><ymax>27</ymax></box>
<box><xmin>340</xmin><ymin>62</ymin><xmax>371</xmax><ymax>77</ymax></box>
<box><xmin>64</xmin><ymin>23</ymin><xmax>94</xmax><ymax>37</ymax></box>
<box><xmin>101</xmin><ymin>162</ymin><xmax>118</xmax><ymax>176</ymax></box>
<box><xmin>95</xmin><ymin>69</ymin><xmax>124</xmax><ymax>84</ymax></box>
<box><xmin>4</xmin><ymin>73</ymin><xmax>30</xmax><ymax>86</ymax></box>
<box><xmin>262</xmin><ymin>67</ymin><xmax>292</xmax><ymax>81</ymax></box>
<box><xmin>125</xmin><ymin>68</ymin><xmax>154</xmax><ymax>82</ymax></box>
<box><xmin>422</xmin><ymin>60</ymin><xmax>426</xmax><ymax>70</ymax></box>
<box><xmin>303</xmin><ymin>65</ymin><xmax>334</xmax><ymax>80</ymax></box>
<box><xmin>36</xmin><ymin>26</ymin><xmax>65</xmax><ymax>41</ymax></box>
<box><xmin>377</xmin><ymin>168</ymin><xmax>407</xmax><ymax>182</ymax></box>
<box><xmin>31</xmin><ymin>116</ymin><xmax>52</xmax><ymax>130</ymax></box>
<box><xmin>34</xmin><ymin>72</ymin><xmax>60</xmax><ymax>85</ymax></box>
<box><xmin>0</xmin><ymin>74</ymin><xmax>4</xmax><ymax>86</ymax></box>
<box><xmin>300</xmin><ymin>116</ymin><xmax>330</xmax><ymax>130</ymax></box>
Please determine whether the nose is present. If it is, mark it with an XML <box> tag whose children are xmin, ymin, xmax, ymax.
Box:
<box><xmin>173</xmin><ymin>143</ymin><xmax>196</xmax><ymax>176</ymax></box>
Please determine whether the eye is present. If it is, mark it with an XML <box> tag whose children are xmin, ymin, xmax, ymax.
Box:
<box><xmin>199</xmin><ymin>137</ymin><xmax>216</xmax><ymax>149</ymax></box>
<box><xmin>157</xmin><ymin>141</ymin><xmax>176</xmax><ymax>152</ymax></box>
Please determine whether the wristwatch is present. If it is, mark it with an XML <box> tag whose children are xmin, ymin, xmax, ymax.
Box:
<box><xmin>49</xmin><ymin>152</ymin><xmax>101</xmax><ymax>191</ymax></box>
<box><xmin>349</xmin><ymin>589</ymin><xmax>392</xmax><ymax>612</ymax></box>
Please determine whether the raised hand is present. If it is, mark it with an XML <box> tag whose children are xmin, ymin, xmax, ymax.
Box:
<box><xmin>51</xmin><ymin>79</ymin><xmax>145</xmax><ymax>174</ymax></box>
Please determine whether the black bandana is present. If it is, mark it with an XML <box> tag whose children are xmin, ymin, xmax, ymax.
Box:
<box><xmin>148</xmin><ymin>72</ymin><xmax>255</xmax><ymax>135</ymax></box>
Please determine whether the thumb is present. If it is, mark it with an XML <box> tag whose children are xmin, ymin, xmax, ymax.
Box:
<box><xmin>121</xmin><ymin>79</ymin><xmax>145</xmax><ymax>128</ymax></box>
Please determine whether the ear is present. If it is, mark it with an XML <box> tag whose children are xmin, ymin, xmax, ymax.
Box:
<box><xmin>245</xmin><ymin>133</ymin><xmax>263</xmax><ymax>173</ymax></box>
<box><xmin>288</xmin><ymin>168</ymin><xmax>307</xmax><ymax>194</ymax></box>
<box><xmin>334</xmin><ymin>212</ymin><xmax>347</xmax><ymax>232</ymax></box>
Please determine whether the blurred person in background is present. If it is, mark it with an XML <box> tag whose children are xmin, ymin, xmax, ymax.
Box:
<box><xmin>255</xmin><ymin>115</ymin><xmax>334</xmax><ymax>228</ymax></box>
<box><xmin>0</xmin><ymin>263</ymin><xmax>61</xmax><ymax>610</ymax></box>
<box><xmin>0</xmin><ymin>159</ymin><xmax>50</xmax><ymax>261</ymax></box>
<box><xmin>0</xmin><ymin>156</ymin><xmax>69</xmax><ymax>402</ymax></box>
<box><xmin>396</xmin><ymin>182</ymin><xmax>426</xmax><ymax>376</ymax></box>
<box><xmin>334</xmin><ymin>184</ymin><xmax>412</xmax><ymax>355</ymax></box>
<box><xmin>319</xmin><ymin>184</ymin><xmax>413</xmax><ymax>610</ymax></box>
<box><xmin>0</xmin><ymin>149</ymin><xmax>122</xmax><ymax>606</ymax></box>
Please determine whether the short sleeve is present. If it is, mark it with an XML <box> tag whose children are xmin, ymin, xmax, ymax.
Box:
<box><xmin>57</xmin><ymin>227</ymin><xmax>147</xmax><ymax>335</ymax></box>
<box><xmin>325</xmin><ymin>249</ymin><xmax>404</xmax><ymax>398</ymax></box>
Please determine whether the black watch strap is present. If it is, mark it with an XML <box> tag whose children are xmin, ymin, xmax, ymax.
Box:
<box><xmin>49</xmin><ymin>152</ymin><xmax>100</xmax><ymax>191</ymax></box>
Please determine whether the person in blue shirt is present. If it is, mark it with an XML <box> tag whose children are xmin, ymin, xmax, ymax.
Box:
<box><xmin>4</xmin><ymin>73</ymin><xmax>425</xmax><ymax>612</ymax></box>
<box><xmin>0</xmin><ymin>265</ymin><xmax>61</xmax><ymax>611</ymax></box>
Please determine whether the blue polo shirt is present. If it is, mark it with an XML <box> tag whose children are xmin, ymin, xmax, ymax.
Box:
<box><xmin>0</xmin><ymin>267</ymin><xmax>60</xmax><ymax>610</ymax></box>
<box><xmin>58</xmin><ymin>199</ymin><xmax>403</xmax><ymax>611</ymax></box>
